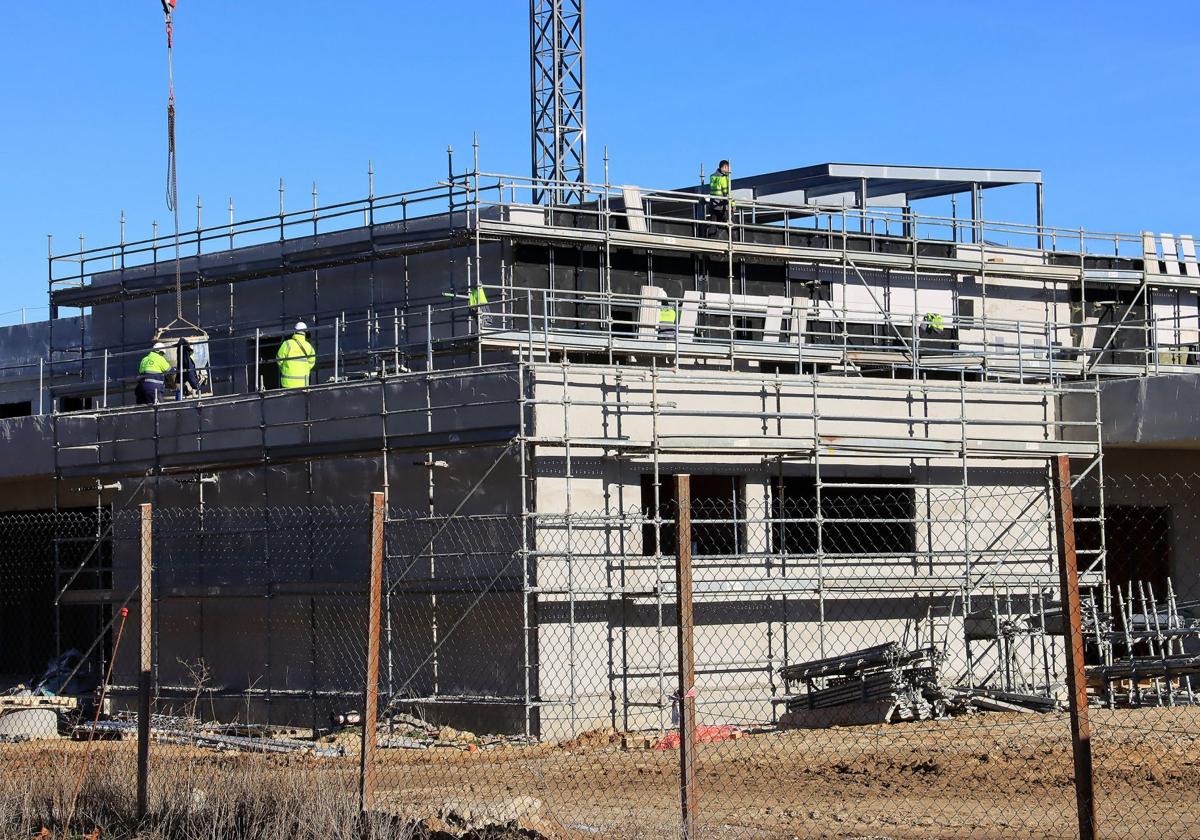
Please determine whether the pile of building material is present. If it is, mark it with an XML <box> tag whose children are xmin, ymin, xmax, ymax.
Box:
<box><xmin>73</xmin><ymin>712</ymin><xmax>344</xmax><ymax>757</ymax></box>
<box><xmin>1088</xmin><ymin>581</ymin><xmax>1200</xmax><ymax>707</ymax></box>
<box><xmin>777</xmin><ymin>642</ymin><xmax>1066</xmax><ymax>728</ymax></box>
<box><xmin>777</xmin><ymin>643</ymin><xmax>957</xmax><ymax>728</ymax></box>
<box><xmin>369</xmin><ymin>710</ymin><xmax>530</xmax><ymax>751</ymax></box>
<box><xmin>0</xmin><ymin>695</ymin><xmax>77</xmax><ymax>741</ymax></box>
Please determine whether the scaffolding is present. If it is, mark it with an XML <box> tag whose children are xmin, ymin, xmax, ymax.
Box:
<box><xmin>34</xmin><ymin>151</ymin><xmax>1200</xmax><ymax>736</ymax></box>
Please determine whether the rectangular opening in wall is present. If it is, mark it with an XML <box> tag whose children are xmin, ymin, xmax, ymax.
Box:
<box><xmin>0</xmin><ymin>401</ymin><xmax>32</xmax><ymax>418</ymax></box>
<box><xmin>691</xmin><ymin>475</ymin><xmax>744</xmax><ymax>556</ymax></box>
<box><xmin>1075</xmin><ymin>504</ymin><xmax>1171</xmax><ymax>597</ymax></box>
<box><xmin>250</xmin><ymin>336</ymin><xmax>286</xmax><ymax>390</ymax></box>
<box><xmin>640</xmin><ymin>474</ymin><xmax>744</xmax><ymax>557</ymax></box>
<box><xmin>57</xmin><ymin>396</ymin><xmax>93</xmax><ymax>413</ymax></box>
<box><xmin>771</xmin><ymin>477</ymin><xmax>916</xmax><ymax>556</ymax></box>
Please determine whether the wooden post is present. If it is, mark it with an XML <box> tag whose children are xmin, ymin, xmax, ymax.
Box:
<box><xmin>674</xmin><ymin>475</ymin><xmax>697</xmax><ymax>840</ymax></box>
<box><xmin>137</xmin><ymin>503</ymin><xmax>152</xmax><ymax>821</ymax></box>
<box><xmin>1053</xmin><ymin>456</ymin><xmax>1098</xmax><ymax>840</ymax></box>
<box><xmin>359</xmin><ymin>492</ymin><xmax>385</xmax><ymax>814</ymax></box>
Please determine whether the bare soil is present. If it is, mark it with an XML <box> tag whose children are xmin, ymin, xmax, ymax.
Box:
<box><xmin>3</xmin><ymin>707</ymin><xmax>1200</xmax><ymax>839</ymax></box>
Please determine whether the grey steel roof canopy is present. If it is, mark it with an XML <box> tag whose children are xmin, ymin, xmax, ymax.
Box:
<box><xmin>716</xmin><ymin>162</ymin><xmax>1043</xmax><ymax>208</ymax></box>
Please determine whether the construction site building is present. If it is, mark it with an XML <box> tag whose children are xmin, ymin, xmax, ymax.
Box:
<box><xmin>0</xmin><ymin>160</ymin><xmax>1197</xmax><ymax>736</ymax></box>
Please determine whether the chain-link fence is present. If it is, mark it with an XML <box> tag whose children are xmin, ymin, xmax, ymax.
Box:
<box><xmin>3</xmin><ymin>470</ymin><xmax>1200</xmax><ymax>838</ymax></box>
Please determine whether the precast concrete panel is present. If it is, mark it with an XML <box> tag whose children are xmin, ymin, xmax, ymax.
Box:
<box><xmin>262</xmin><ymin>462</ymin><xmax>316</xmax><ymax>504</ymax></box>
<box><xmin>182</xmin><ymin>596</ymin><xmax>269</xmax><ymax>692</ymax></box>
<box><xmin>430</xmin><ymin>444</ymin><xmax>523</xmax><ymax>517</ymax></box>
<box><xmin>271</xmin><ymin>271</ymin><xmax>315</xmax><ymax>327</ymax></box>
<box><xmin>307</xmin><ymin>456</ymin><xmax>382</xmax><ymax>507</ymax></box>
<box><xmin>381</xmin><ymin>378</ymin><xmax>431</xmax><ymax>438</ymax></box>
<box><xmin>425</xmin><ymin>593</ymin><xmax>524</xmax><ymax>697</ymax></box>
<box><xmin>0</xmin><ymin>417</ymin><xmax>54</xmax><ymax>479</ymax></box>
<box><xmin>312</xmin><ymin>594</ymin><xmax>367</xmax><ymax>694</ymax></box>
<box><xmin>265</xmin><ymin>594</ymin><xmax>322</xmax><ymax>689</ymax></box>
<box><xmin>307</xmin><ymin>385</ymin><xmax>382</xmax><ymax>446</ymax></box>
<box><xmin>428</xmin><ymin>371</ymin><xmax>521</xmax><ymax>433</ymax></box>
<box><xmin>0</xmin><ymin>477</ymin><xmax>56</xmax><ymax>509</ymax></box>
<box><xmin>152</xmin><ymin>599</ymin><xmax>204</xmax><ymax>688</ymax></box>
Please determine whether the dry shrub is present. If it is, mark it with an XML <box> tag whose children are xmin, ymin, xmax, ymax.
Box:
<box><xmin>0</xmin><ymin>745</ymin><xmax>431</xmax><ymax>840</ymax></box>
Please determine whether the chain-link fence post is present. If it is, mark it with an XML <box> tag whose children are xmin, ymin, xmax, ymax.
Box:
<box><xmin>1053</xmin><ymin>456</ymin><xmax>1097</xmax><ymax>840</ymax></box>
<box><xmin>137</xmin><ymin>502</ymin><xmax>152</xmax><ymax>821</ymax></box>
<box><xmin>674</xmin><ymin>474</ymin><xmax>698</xmax><ymax>840</ymax></box>
<box><xmin>359</xmin><ymin>492</ymin><xmax>385</xmax><ymax>814</ymax></box>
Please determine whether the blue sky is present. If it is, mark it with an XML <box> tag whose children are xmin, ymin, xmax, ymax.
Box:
<box><xmin>1</xmin><ymin>1</ymin><xmax>1197</xmax><ymax>322</ymax></box>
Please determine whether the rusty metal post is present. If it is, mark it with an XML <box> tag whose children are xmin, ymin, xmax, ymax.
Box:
<box><xmin>1053</xmin><ymin>456</ymin><xmax>1098</xmax><ymax>840</ymax></box>
<box><xmin>137</xmin><ymin>503</ymin><xmax>152</xmax><ymax>820</ymax></box>
<box><xmin>674</xmin><ymin>474</ymin><xmax>697</xmax><ymax>840</ymax></box>
<box><xmin>359</xmin><ymin>492</ymin><xmax>385</xmax><ymax>814</ymax></box>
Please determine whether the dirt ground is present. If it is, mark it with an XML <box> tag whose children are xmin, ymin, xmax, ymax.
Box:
<box><xmin>4</xmin><ymin>707</ymin><xmax>1200</xmax><ymax>839</ymax></box>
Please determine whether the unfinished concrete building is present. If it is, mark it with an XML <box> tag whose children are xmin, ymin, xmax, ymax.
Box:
<box><xmin>1</xmin><ymin>158</ymin><xmax>1198</xmax><ymax>736</ymax></box>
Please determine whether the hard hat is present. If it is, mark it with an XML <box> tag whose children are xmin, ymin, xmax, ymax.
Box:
<box><xmin>153</xmin><ymin>342</ymin><xmax>167</xmax><ymax>351</ymax></box>
<box><xmin>294</xmin><ymin>321</ymin><xmax>308</xmax><ymax>332</ymax></box>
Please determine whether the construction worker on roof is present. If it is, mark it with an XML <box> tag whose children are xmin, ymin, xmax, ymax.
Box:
<box><xmin>276</xmin><ymin>322</ymin><xmax>316</xmax><ymax>389</ymax></box>
<box><xmin>708</xmin><ymin>159</ymin><xmax>734</xmax><ymax>233</ymax></box>
<box><xmin>136</xmin><ymin>342</ymin><xmax>174</xmax><ymax>405</ymax></box>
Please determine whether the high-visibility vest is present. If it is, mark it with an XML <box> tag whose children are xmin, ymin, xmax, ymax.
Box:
<box><xmin>468</xmin><ymin>286</ymin><xmax>489</xmax><ymax>307</ymax></box>
<box><xmin>658</xmin><ymin>305</ymin><xmax>678</xmax><ymax>325</ymax></box>
<box><xmin>276</xmin><ymin>333</ymin><xmax>315</xmax><ymax>388</ymax></box>
<box><xmin>709</xmin><ymin>172</ymin><xmax>731</xmax><ymax>198</ymax></box>
<box><xmin>923</xmin><ymin>312</ymin><xmax>946</xmax><ymax>333</ymax></box>
<box><xmin>138</xmin><ymin>351</ymin><xmax>172</xmax><ymax>385</ymax></box>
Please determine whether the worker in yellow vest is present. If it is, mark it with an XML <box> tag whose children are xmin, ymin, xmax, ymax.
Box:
<box><xmin>136</xmin><ymin>342</ymin><xmax>174</xmax><ymax>404</ymax></box>
<box><xmin>708</xmin><ymin>159</ymin><xmax>733</xmax><ymax>234</ymax></box>
<box><xmin>923</xmin><ymin>312</ymin><xmax>946</xmax><ymax>333</ymax></box>
<box><xmin>276</xmin><ymin>322</ymin><xmax>316</xmax><ymax>389</ymax></box>
<box><xmin>658</xmin><ymin>302</ymin><xmax>678</xmax><ymax>330</ymax></box>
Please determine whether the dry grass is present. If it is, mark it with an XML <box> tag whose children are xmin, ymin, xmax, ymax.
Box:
<box><xmin>0</xmin><ymin>744</ymin><xmax>549</xmax><ymax>840</ymax></box>
<box><xmin>5</xmin><ymin>709</ymin><xmax>1200</xmax><ymax>839</ymax></box>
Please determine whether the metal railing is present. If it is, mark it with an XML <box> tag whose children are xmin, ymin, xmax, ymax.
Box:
<box><xmin>46</xmin><ymin>164</ymin><xmax>1191</xmax><ymax>295</ymax></box>
<box><xmin>469</xmin><ymin>170</ymin><xmax>1154</xmax><ymax>262</ymax></box>
<box><xmin>3</xmin><ymin>282</ymin><xmax>1198</xmax><ymax>416</ymax></box>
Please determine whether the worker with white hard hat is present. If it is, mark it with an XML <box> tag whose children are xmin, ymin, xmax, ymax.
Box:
<box><xmin>276</xmin><ymin>321</ymin><xmax>316</xmax><ymax>389</ymax></box>
<box><xmin>136</xmin><ymin>341</ymin><xmax>175</xmax><ymax>405</ymax></box>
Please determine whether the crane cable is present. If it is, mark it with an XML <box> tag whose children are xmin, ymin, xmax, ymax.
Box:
<box><xmin>163</xmin><ymin>0</ymin><xmax>183</xmax><ymax>322</ymax></box>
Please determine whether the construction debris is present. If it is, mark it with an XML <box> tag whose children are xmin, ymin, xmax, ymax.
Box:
<box><xmin>776</xmin><ymin>642</ymin><xmax>1065</xmax><ymax>728</ymax></box>
<box><xmin>963</xmin><ymin>688</ymin><xmax>1063</xmax><ymax>713</ymax></box>
<box><xmin>777</xmin><ymin>643</ymin><xmax>955</xmax><ymax>727</ymax></box>
<box><xmin>72</xmin><ymin>713</ymin><xmax>344</xmax><ymax>757</ymax></box>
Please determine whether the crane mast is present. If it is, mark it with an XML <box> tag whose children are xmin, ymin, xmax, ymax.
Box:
<box><xmin>529</xmin><ymin>0</ymin><xmax>587</xmax><ymax>205</ymax></box>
